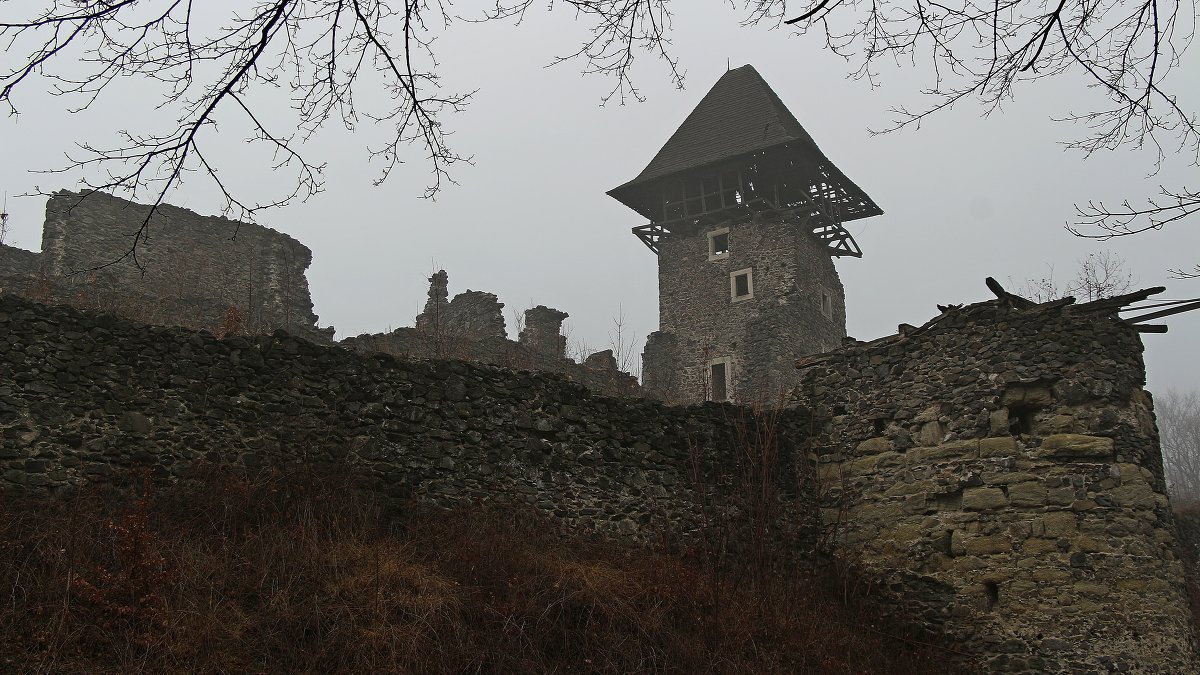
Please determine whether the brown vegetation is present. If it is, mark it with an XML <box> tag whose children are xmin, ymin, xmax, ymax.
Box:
<box><xmin>1</xmin><ymin>467</ymin><xmax>963</xmax><ymax>674</ymax></box>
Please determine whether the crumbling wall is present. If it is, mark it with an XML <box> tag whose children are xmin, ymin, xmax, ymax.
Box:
<box><xmin>343</xmin><ymin>271</ymin><xmax>640</xmax><ymax>398</ymax></box>
<box><xmin>0</xmin><ymin>244</ymin><xmax>42</xmax><ymax>293</ymax></box>
<box><xmin>791</xmin><ymin>297</ymin><xmax>1199</xmax><ymax>673</ymax></box>
<box><xmin>519</xmin><ymin>306</ymin><xmax>569</xmax><ymax>359</ymax></box>
<box><xmin>640</xmin><ymin>331</ymin><xmax>682</xmax><ymax>402</ymax></box>
<box><xmin>0</xmin><ymin>190</ymin><xmax>331</xmax><ymax>342</ymax></box>
<box><xmin>0</xmin><ymin>293</ymin><xmax>805</xmax><ymax>546</ymax></box>
<box><xmin>3</xmin><ymin>286</ymin><xmax>1197</xmax><ymax>672</ymax></box>
<box><xmin>649</xmin><ymin>211</ymin><xmax>846</xmax><ymax>404</ymax></box>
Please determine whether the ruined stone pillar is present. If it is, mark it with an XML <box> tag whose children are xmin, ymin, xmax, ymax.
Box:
<box><xmin>518</xmin><ymin>306</ymin><xmax>568</xmax><ymax>359</ymax></box>
<box><xmin>415</xmin><ymin>270</ymin><xmax>449</xmax><ymax>332</ymax></box>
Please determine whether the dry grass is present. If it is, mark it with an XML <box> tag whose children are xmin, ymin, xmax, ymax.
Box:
<box><xmin>1</xmin><ymin>467</ymin><xmax>965</xmax><ymax>674</ymax></box>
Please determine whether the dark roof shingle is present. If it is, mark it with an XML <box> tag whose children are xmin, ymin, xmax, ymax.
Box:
<box><xmin>616</xmin><ymin>65</ymin><xmax>822</xmax><ymax>188</ymax></box>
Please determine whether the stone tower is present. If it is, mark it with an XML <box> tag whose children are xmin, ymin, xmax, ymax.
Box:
<box><xmin>608</xmin><ymin>65</ymin><xmax>883</xmax><ymax>404</ymax></box>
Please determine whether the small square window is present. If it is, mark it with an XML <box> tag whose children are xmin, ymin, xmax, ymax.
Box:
<box><xmin>730</xmin><ymin>268</ymin><xmax>754</xmax><ymax>302</ymax></box>
<box><xmin>707</xmin><ymin>227</ymin><xmax>730</xmax><ymax>260</ymax></box>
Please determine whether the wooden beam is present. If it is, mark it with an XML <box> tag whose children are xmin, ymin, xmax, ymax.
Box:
<box><xmin>1123</xmin><ymin>299</ymin><xmax>1200</xmax><ymax>324</ymax></box>
<box><xmin>1132</xmin><ymin>324</ymin><xmax>1169</xmax><ymax>333</ymax></box>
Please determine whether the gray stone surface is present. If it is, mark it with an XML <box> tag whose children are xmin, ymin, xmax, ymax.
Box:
<box><xmin>0</xmin><ymin>190</ymin><xmax>331</xmax><ymax>342</ymax></box>
<box><xmin>1</xmin><ymin>293</ymin><xmax>800</xmax><ymax>547</ymax></box>
<box><xmin>343</xmin><ymin>270</ymin><xmax>640</xmax><ymax>398</ymax></box>
<box><xmin>643</xmin><ymin>211</ymin><xmax>846</xmax><ymax>404</ymax></box>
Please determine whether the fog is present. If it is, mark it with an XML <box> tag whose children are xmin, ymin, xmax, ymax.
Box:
<box><xmin>2</xmin><ymin>4</ymin><xmax>1197</xmax><ymax>392</ymax></box>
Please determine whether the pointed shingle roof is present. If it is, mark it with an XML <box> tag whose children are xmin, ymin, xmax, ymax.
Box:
<box><xmin>618</xmin><ymin>65</ymin><xmax>821</xmax><ymax>187</ymax></box>
<box><xmin>608</xmin><ymin>64</ymin><xmax>882</xmax><ymax>241</ymax></box>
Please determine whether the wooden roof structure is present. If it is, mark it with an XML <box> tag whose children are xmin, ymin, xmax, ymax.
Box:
<box><xmin>608</xmin><ymin>65</ymin><xmax>882</xmax><ymax>256</ymax></box>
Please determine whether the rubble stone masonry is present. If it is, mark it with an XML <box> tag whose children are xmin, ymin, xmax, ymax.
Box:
<box><xmin>1</xmin><ymin>288</ymin><xmax>1197</xmax><ymax>671</ymax></box>
<box><xmin>791</xmin><ymin>297</ymin><xmax>1199</xmax><ymax>673</ymax></box>
<box><xmin>0</xmin><ymin>190</ymin><xmax>331</xmax><ymax>342</ymax></box>
<box><xmin>645</xmin><ymin>212</ymin><xmax>846</xmax><ymax>404</ymax></box>
<box><xmin>0</xmin><ymin>294</ymin><xmax>805</xmax><ymax>544</ymax></box>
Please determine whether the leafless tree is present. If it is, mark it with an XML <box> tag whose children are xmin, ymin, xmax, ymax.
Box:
<box><xmin>1021</xmin><ymin>250</ymin><xmax>1135</xmax><ymax>302</ymax></box>
<box><xmin>608</xmin><ymin>305</ymin><xmax>640</xmax><ymax>376</ymax></box>
<box><xmin>768</xmin><ymin>0</ymin><xmax>1197</xmax><ymax>239</ymax></box>
<box><xmin>0</xmin><ymin>201</ymin><xmax>9</xmax><ymax>248</ymax></box>
<box><xmin>1</xmin><ymin>1</ymin><xmax>679</xmax><ymax>267</ymax></box>
<box><xmin>1158</xmin><ymin>390</ymin><xmax>1200</xmax><ymax>505</ymax></box>
<box><xmin>3</xmin><ymin>1</ymin><xmax>1195</xmax><ymax>265</ymax></box>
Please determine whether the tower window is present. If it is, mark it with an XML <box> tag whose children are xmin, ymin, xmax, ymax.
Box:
<box><xmin>708</xmin><ymin>358</ymin><xmax>732</xmax><ymax>402</ymax></box>
<box><xmin>730</xmin><ymin>268</ymin><xmax>754</xmax><ymax>302</ymax></box>
<box><xmin>707</xmin><ymin>227</ymin><xmax>730</xmax><ymax>260</ymax></box>
<box><xmin>820</xmin><ymin>288</ymin><xmax>833</xmax><ymax>319</ymax></box>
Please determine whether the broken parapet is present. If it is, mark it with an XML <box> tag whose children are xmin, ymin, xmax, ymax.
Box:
<box><xmin>581</xmin><ymin>349</ymin><xmax>640</xmax><ymax>397</ymax></box>
<box><xmin>445</xmin><ymin>291</ymin><xmax>507</xmax><ymax>341</ymax></box>
<box><xmin>408</xmin><ymin>269</ymin><xmax>509</xmax><ymax>360</ymax></box>
<box><xmin>343</xmin><ymin>271</ymin><xmax>641</xmax><ymax>398</ymax></box>
<box><xmin>415</xmin><ymin>270</ymin><xmax>450</xmax><ymax>332</ymax></box>
<box><xmin>518</xmin><ymin>306</ymin><xmax>569</xmax><ymax>359</ymax></box>
<box><xmin>0</xmin><ymin>243</ymin><xmax>43</xmax><ymax>294</ymax></box>
<box><xmin>0</xmin><ymin>190</ymin><xmax>333</xmax><ymax>342</ymax></box>
<box><xmin>791</xmin><ymin>292</ymin><xmax>1200</xmax><ymax>672</ymax></box>
<box><xmin>640</xmin><ymin>331</ymin><xmax>682</xmax><ymax>403</ymax></box>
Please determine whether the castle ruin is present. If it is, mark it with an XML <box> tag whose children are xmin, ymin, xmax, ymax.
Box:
<box><xmin>0</xmin><ymin>190</ymin><xmax>332</xmax><ymax>343</ymax></box>
<box><xmin>1</xmin><ymin>65</ymin><xmax>1198</xmax><ymax>672</ymax></box>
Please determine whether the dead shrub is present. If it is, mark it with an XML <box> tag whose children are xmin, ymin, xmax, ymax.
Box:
<box><xmin>1</xmin><ymin>466</ymin><xmax>964</xmax><ymax>673</ymax></box>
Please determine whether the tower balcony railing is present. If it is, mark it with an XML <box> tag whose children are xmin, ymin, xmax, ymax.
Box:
<box><xmin>632</xmin><ymin>199</ymin><xmax>862</xmax><ymax>258</ymax></box>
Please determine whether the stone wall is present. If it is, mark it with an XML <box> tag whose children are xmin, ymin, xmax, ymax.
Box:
<box><xmin>0</xmin><ymin>293</ymin><xmax>801</xmax><ymax>544</ymax></box>
<box><xmin>3</xmin><ymin>286</ymin><xmax>1197</xmax><ymax>672</ymax></box>
<box><xmin>646</xmin><ymin>211</ymin><xmax>846</xmax><ymax>404</ymax></box>
<box><xmin>343</xmin><ymin>270</ymin><xmax>640</xmax><ymax>398</ymax></box>
<box><xmin>791</xmin><ymin>296</ymin><xmax>1199</xmax><ymax>673</ymax></box>
<box><xmin>0</xmin><ymin>190</ymin><xmax>331</xmax><ymax>343</ymax></box>
<box><xmin>0</xmin><ymin>243</ymin><xmax>42</xmax><ymax>293</ymax></box>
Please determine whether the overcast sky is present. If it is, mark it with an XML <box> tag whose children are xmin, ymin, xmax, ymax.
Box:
<box><xmin>2</xmin><ymin>4</ymin><xmax>1197</xmax><ymax>394</ymax></box>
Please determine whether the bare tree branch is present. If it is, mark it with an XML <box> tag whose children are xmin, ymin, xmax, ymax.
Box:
<box><xmin>1159</xmin><ymin>390</ymin><xmax>1200</xmax><ymax>505</ymax></box>
<box><xmin>2</xmin><ymin>1</ymin><xmax>1196</xmax><ymax>271</ymax></box>
<box><xmin>767</xmin><ymin>0</ymin><xmax>1197</xmax><ymax>268</ymax></box>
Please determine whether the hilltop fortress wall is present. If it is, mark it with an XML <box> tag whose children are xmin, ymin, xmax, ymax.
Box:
<box><xmin>792</xmin><ymin>296</ymin><xmax>1197</xmax><ymax>672</ymax></box>
<box><xmin>0</xmin><ymin>192</ymin><xmax>640</xmax><ymax>397</ymax></box>
<box><xmin>0</xmin><ymin>191</ymin><xmax>332</xmax><ymax>343</ymax></box>
<box><xmin>1</xmin><ymin>291</ymin><xmax>1197</xmax><ymax>672</ymax></box>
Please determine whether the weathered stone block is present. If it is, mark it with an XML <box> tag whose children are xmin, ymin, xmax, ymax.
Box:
<box><xmin>979</xmin><ymin>437</ymin><xmax>1018</xmax><ymax>458</ymax></box>
<box><xmin>989</xmin><ymin>409</ymin><xmax>1009</xmax><ymax>435</ymax></box>
<box><xmin>914</xmin><ymin>439</ymin><xmax>979</xmax><ymax>462</ymax></box>
<box><xmin>117</xmin><ymin>411</ymin><xmax>152</xmax><ymax>434</ymax></box>
<box><xmin>1003</xmin><ymin>385</ymin><xmax>1053</xmax><ymax>407</ymax></box>
<box><xmin>1110</xmin><ymin>482</ymin><xmax>1158</xmax><ymax>510</ymax></box>
<box><xmin>914</xmin><ymin>404</ymin><xmax>943</xmax><ymax>424</ymax></box>
<box><xmin>1116</xmin><ymin>462</ymin><xmax>1150</xmax><ymax>485</ymax></box>
<box><xmin>1036</xmin><ymin>434</ymin><xmax>1114</xmax><ymax>459</ymax></box>
<box><xmin>964</xmin><ymin>535</ymin><xmax>1012</xmax><ymax>555</ymax></box>
<box><xmin>1073</xmin><ymin>536</ymin><xmax>1111</xmax><ymax>553</ymax></box>
<box><xmin>916</xmin><ymin>420</ymin><xmax>944</xmax><ymax>446</ymax></box>
<box><xmin>962</xmin><ymin>487</ymin><xmax>1008</xmax><ymax>510</ymax></box>
<box><xmin>1041</xmin><ymin>512</ymin><xmax>1078</xmax><ymax>538</ymax></box>
<box><xmin>885</xmin><ymin>480</ymin><xmax>935</xmax><ymax>498</ymax></box>
<box><xmin>1007</xmin><ymin>481</ymin><xmax>1048</xmax><ymax>507</ymax></box>
<box><xmin>1032</xmin><ymin>568</ymin><xmax>1071</xmax><ymax>583</ymax></box>
<box><xmin>1022</xmin><ymin>538</ymin><xmax>1060</xmax><ymax>555</ymax></box>
<box><xmin>855</xmin><ymin>437</ymin><xmax>893</xmax><ymax>456</ymax></box>
<box><xmin>1073</xmin><ymin>581</ymin><xmax>1110</xmax><ymax>596</ymax></box>
<box><xmin>983</xmin><ymin>471</ymin><xmax>1036</xmax><ymax>485</ymax></box>
<box><xmin>1046</xmin><ymin>488</ymin><xmax>1077</xmax><ymax>506</ymax></box>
